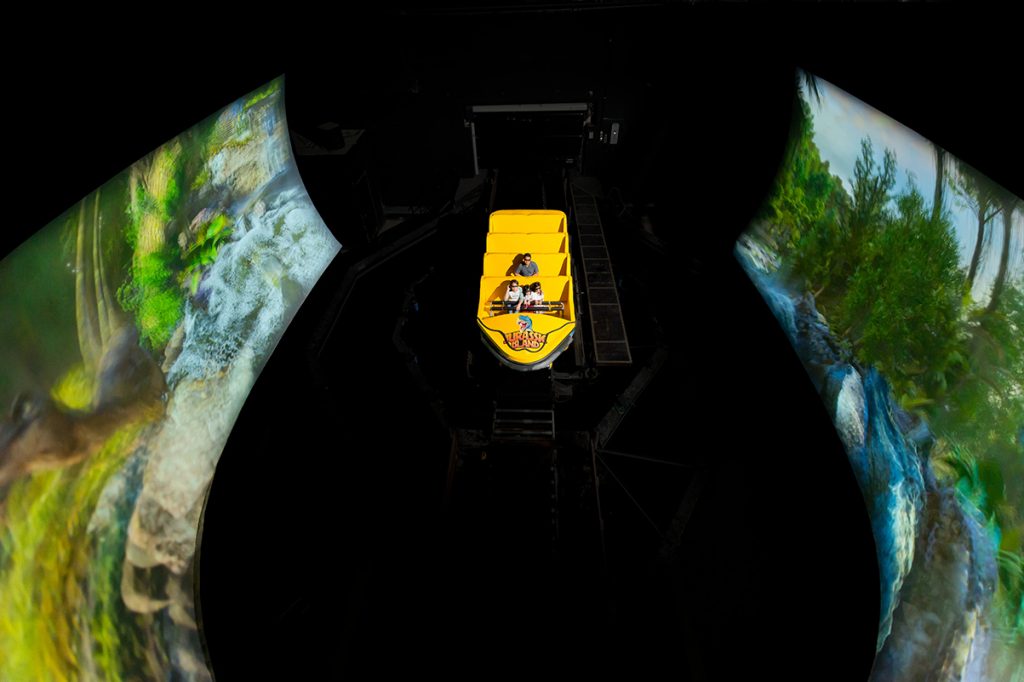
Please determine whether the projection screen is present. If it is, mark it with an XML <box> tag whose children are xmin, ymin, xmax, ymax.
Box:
<box><xmin>736</xmin><ymin>72</ymin><xmax>1023</xmax><ymax>681</ymax></box>
<box><xmin>0</xmin><ymin>77</ymin><xmax>339</xmax><ymax>681</ymax></box>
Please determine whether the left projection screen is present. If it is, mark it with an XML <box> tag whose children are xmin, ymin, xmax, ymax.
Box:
<box><xmin>0</xmin><ymin>78</ymin><xmax>340</xmax><ymax>680</ymax></box>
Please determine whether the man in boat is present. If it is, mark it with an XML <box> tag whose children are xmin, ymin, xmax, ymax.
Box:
<box><xmin>515</xmin><ymin>253</ymin><xmax>539</xmax><ymax>277</ymax></box>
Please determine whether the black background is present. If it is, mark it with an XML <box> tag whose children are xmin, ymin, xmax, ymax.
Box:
<box><xmin>3</xmin><ymin>5</ymin><xmax>1021</xmax><ymax>681</ymax></box>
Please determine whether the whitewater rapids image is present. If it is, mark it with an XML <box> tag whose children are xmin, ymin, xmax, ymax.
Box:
<box><xmin>738</xmin><ymin>73</ymin><xmax>1023</xmax><ymax>681</ymax></box>
<box><xmin>0</xmin><ymin>78</ymin><xmax>339</xmax><ymax>680</ymax></box>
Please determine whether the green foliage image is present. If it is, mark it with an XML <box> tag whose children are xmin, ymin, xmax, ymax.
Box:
<box><xmin>0</xmin><ymin>76</ymin><xmax>341</xmax><ymax>681</ymax></box>
<box><xmin>749</xmin><ymin>73</ymin><xmax>1023</xmax><ymax>679</ymax></box>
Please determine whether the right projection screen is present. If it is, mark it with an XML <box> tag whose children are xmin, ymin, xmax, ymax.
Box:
<box><xmin>737</xmin><ymin>72</ymin><xmax>1023</xmax><ymax>681</ymax></box>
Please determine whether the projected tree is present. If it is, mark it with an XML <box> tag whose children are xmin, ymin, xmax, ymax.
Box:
<box><xmin>738</xmin><ymin>73</ymin><xmax>1023</xmax><ymax>682</ymax></box>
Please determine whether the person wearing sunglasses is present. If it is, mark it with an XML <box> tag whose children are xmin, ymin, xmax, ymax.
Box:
<box><xmin>503</xmin><ymin>279</ymin><xmax>524</xmax><ymax>314</ymax></box>
<box><xmin>515</xmin><ymin>253</ymin><xmax>539</xmax><ymax>277</ymax></box>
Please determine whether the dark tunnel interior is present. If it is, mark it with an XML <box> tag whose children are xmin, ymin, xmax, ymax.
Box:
<box><xmin>3</xmin><ymin>5</ymin><xmax>1022</xmax><ymax>681</ymax></box>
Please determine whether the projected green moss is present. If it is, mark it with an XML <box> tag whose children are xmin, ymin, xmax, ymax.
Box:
<box><xmin>0</xmin><ymin>77</ymin><xmax>340</xmax><ymax>681</ymax></box>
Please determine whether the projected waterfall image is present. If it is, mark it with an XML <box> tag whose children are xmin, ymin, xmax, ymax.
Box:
<box><xmin>0</xmin><ymin>78</ymin><xmax>340</xmax><ymax>680</ymax></box>
<box><xmin>737</xmin><ymin>73</ymin><xmax>1023</xmax><ymax>681</ymax></box>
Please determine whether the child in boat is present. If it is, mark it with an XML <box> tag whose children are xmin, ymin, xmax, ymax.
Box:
<box><xmin>522</xmin><ymin>282</ymin><xmax>543</xmax><ymax>311</ymax></box>
<box><xmin>504</xmin><ymin>279</ymin><xmax>524</xmax><ymax>313</ymax></box>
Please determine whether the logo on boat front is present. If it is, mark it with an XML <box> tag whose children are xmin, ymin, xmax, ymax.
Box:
<box><xmin>506</xmin><ymin>316</ymin><xmax>548</xmax><ymax>351</ymax></box>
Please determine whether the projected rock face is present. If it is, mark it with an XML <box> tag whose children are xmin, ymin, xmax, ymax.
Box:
<box><xmin>0</xmin><ymin>78</ymin><xmax>340</xmax><ymax>681</ymax></box>
<box><xmin>737</xmin><ymin>74</ymin><xmax>1023</xmax><ymax>681</ymax></box>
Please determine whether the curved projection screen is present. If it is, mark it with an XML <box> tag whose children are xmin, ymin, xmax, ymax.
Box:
<box><xmin>0</xmin><ymin>78</ymin><xmax>339</xmax><ymax>680</ymax></box>
<box><xmin>737</xmin><ymin>73</ymin><xmax>1023</xmax><ymax>681</ymax></box>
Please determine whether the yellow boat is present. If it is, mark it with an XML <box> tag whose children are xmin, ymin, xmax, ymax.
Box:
<box><xmin>476</xmin><ymin>210</ymin><xmax>576</xmax><ymax>370</ymax></box>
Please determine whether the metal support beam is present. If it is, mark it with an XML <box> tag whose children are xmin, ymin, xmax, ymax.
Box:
<box><xmin>595</xmin><ymin>450</ymin><xmax>665</xmax><ymax>541</ymax></box>
<box><xmin>594</xmin><ymin>344</ymin><xmax>668</xmax><ymax>448</ymax></box>
<box><xmin>659</xmin><ymin>468</ymin><xmax>708</xmax><ymax>562</ymax></box>
<box><xmin>598</xmin><ymin>449</ymin><xmax>690</xmax><ymax>468</ymax></box>
<box><xmin>471</xmin><ymin>102</ymin><xmax>588</xmax><ymax>113</ymax></box>
<box><xmin>470</xmin><ymin>120</ymin><xmax>479</xmax><ymax>177</ymax></box>
<box><xmin>590</xmin><ymin>435</ymin><xmax>608</xmax><ymax>575</ymax></box>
